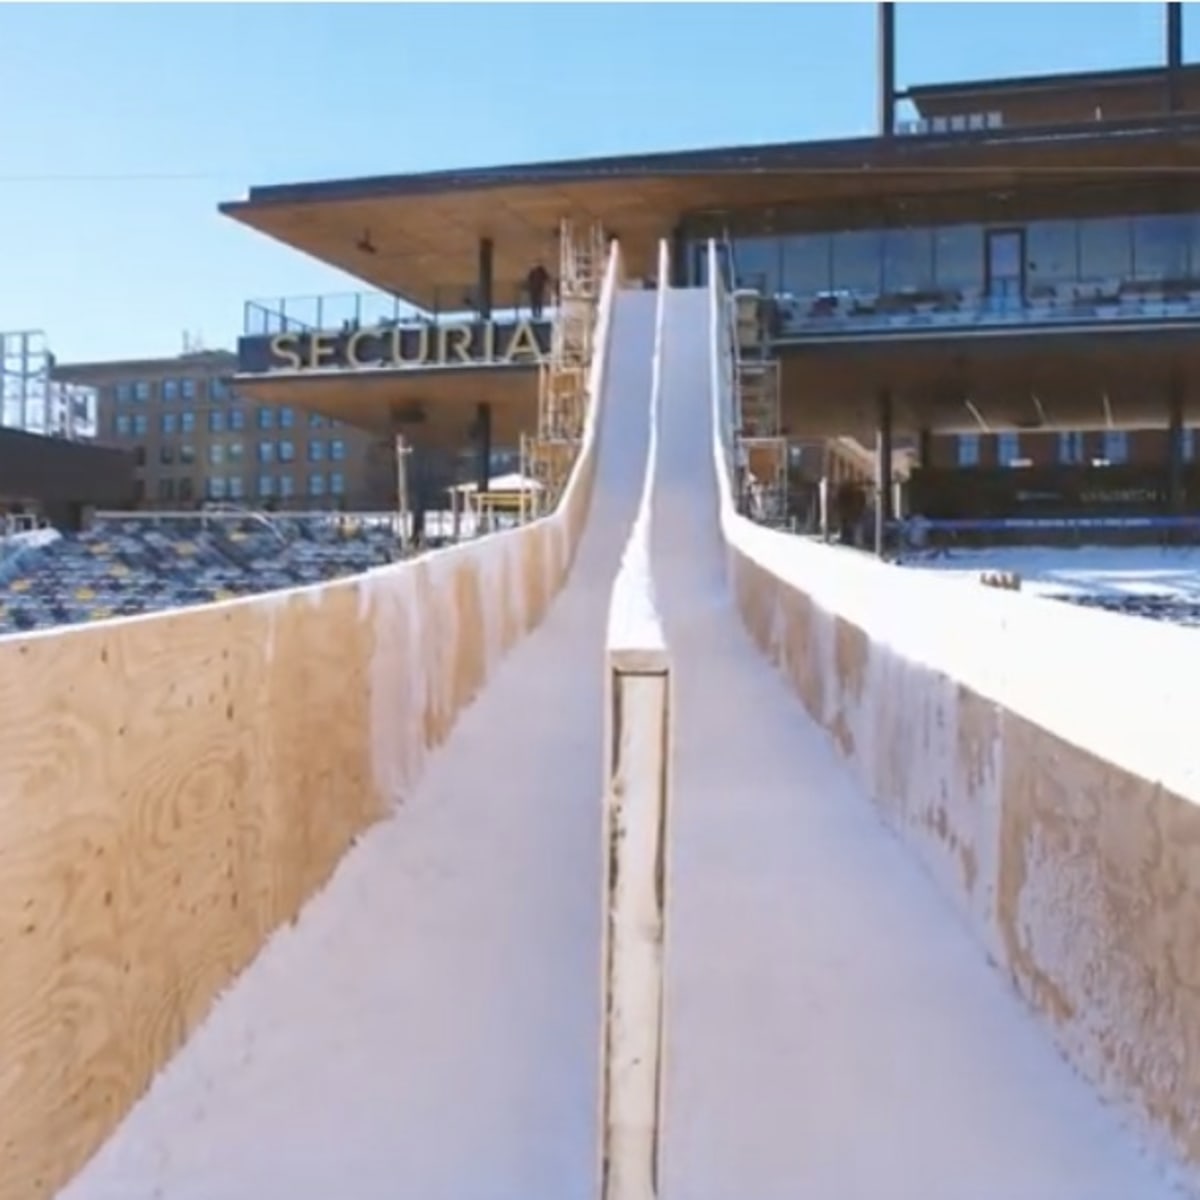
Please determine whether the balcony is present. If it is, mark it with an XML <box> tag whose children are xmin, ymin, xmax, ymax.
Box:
<box><xmin>243</xmin><ymin>284</ymin><xmax>550</xmax><ymax>337</ymax></box>
<box><xmin>725</xmin><ymin>211</ymin><xmax>1200</xmax><ymax>343</ymax></box>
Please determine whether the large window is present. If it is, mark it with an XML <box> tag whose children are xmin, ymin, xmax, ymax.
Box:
<box><xmin>229</xmin><ymin>407</ymin><xmax>246</xmax><ymax>431</ymax></box>
<box><xmin>996</xmin><ymin>432</ymin><xmax>1021</xmax><ymax>466</ymax></box>
<box><xmin>734</xmin><ymin>238</ymin><xmax>780</xmax><ymax>294</ymax></box>
<box><xmin>209</xmin><ymin>409</ymin><xmax>226</xmax><ymax>433</ymax></box>
<box><xmin>780</xmin><ymin>235</ymin><xmax>831</xmax><ymax>296</ymax></box>
<box><xmin>882</xmin><ymin>229</ymin><xmax>934</xmax><ymax>292</ymax></box>
<box><xmin>163</xmin><ymin>379</ymin><xmax>180</xmax><ymax>402</ymax></box>
<box><xmin>1058</xmin><ymin>430</ymin><xmax>1085</xmax><ymax>465</ymax></box>
<box><xmin>933</xmin><ymin>225</ymin><xmax>983</xmax><ymax>292</ymax></box>
<box><xmin>831</xmin><ymin>231</ymin><xmax>883</xmax><ymax>293</ymax></box>
<box><xmin>1026</xmin><ymin>221</ymin><xmax>1077</xmax><ymax>286</ymax></box>
<box><xmin>330</xmin><ymin>439</ymin><xmax>346</xmax><ymax>461</ymax></box>
<box><xmin>1132</xmin><ymin>214</ymin><xmax>1191</xmax><ymax>280</ymax></box>
<box><xmin>1079</xmin><ymin>217</ymin><xmax>1133</xmax><ymax>280</ymax></box>
<box><xmin>956</xmin><ymin>434</ymin><xmax>980</xmax><ymax>467</ymax></box>
<box><xmin>257</xmin><ymin>407</ymin><xmax>274</xmax><ymax>431</ymax></box>
<box><xmin>1103</xmin><ymin>430</ymin><xmax>1129</xmax><ymax>464</ymax></box>
<box><xmin>180</xmin><ymin>411</ymin><xmax>195</xmax><ymax>433</ymax></box>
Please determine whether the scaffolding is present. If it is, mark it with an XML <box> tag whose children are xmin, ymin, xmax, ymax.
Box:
<box><xmin>1</xmin><ymin>330</ymin><xmax>98</xmax><ymax>440</ymax></box>
<box><xmin>519</xmin><ymin>218</ymin><xmax>607</xmax><ymax>519</ymax></box>
<box><xmin>730</xmin><ymin>291</ymin><xmax>790</xmax><ymax>527</ymax></box>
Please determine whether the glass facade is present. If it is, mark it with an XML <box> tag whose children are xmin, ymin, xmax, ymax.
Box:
<box><xmin>722</xmin><ymin>211</ymin><xmax>1200</xmax><ymax>339</ymax></box>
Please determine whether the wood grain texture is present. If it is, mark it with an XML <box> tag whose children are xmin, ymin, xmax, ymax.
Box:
<box><xmin>724</xmin><ymin>537</ymin><xmax>1200</xmax><ymax>1178</ymax></box>
<box><xmin>0</xmin><ymin>461</ymin><xmax>598</xmax><ymax>1200</ymax></box>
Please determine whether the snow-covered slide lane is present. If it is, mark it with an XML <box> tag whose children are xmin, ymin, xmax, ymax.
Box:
<box><xmin>57</xmin><ymin>288</ymin><xmax>658</xmax><ymax>1200</ymax></box>
<box><xmin>651</xmin><ymin>285</ymin><xmax>1189</xmax><ymax>1200</ymax></box>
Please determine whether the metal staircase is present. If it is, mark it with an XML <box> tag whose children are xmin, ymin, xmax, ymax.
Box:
<box><xmin>519</xmin><ymin>219</ymin><xmax>607</xmax><ymax>520</ymax></box>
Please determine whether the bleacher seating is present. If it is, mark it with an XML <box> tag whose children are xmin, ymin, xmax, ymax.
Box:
<box><xmin>0</xmin><ymin>514</ymin><xmax>402</xmax><ymax>635</ymax></box>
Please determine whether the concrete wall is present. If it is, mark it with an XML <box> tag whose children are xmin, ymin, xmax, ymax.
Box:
<box><xmin>0</xmin><ymin>248</ymin><xmax>621</xmax><ymax>1200</ymax></box>
<box><xmin>708</xmin><ymin>252</ymin><xmax>1200</xmax><ymax>1180</ymax></box>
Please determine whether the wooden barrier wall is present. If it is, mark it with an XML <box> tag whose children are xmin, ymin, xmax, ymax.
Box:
<box><xmin>706</xmin><ymin>238</ymin><xmax>1200</xmax><ymax>1182</ymax></box>
<box><xmin>0</xmin><ymin>248</ymin><xmax>621</xmax><ymax>1200</ymax></box>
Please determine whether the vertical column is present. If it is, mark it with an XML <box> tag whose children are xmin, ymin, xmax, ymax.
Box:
<box><xmin>917</xmin><ymin>426</ymin><xmax>932</xmax><ymax>467</ymax></box>
<box><xmin>1167</xmin><ymin>372</ymin><xmax>1184</xmax><ymax>515</ymax></box>
<box><xmin>1167</xmin><ymin>2</ymin><xmax>1184</xmax><ymax>112</ymax></box>
<box><xmin>670</xmin><ymin>223</ymin><xmax>688</xmax><ymax>287</ymax></box>
<box><xmin>875</xmin><ymin>388</ymin><xmax>894</xmax><ymax>556</ymax></box>
<box><xmin>478</xmin><ymin>237</ymin><xmax>495</xmax><ymax>321</ymax></box>
<box><xmin>878</xmin><ymin>1</ymin><xmax>897</xmax><ymax>138</ymax></box>
<box><xmin>475</xmin><ymin>401</ymin><xmax>492</xmax><ymax>493</ymax></box>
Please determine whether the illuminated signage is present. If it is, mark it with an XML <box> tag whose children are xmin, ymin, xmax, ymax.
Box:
<box><xmin>264</xmin><ymin>318</ymin><xmax>548</xmax><ymax>373</ymax></box>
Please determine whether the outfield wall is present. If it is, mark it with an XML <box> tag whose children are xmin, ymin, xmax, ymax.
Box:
<box><xmin>707</xmin><ymin>245</ymin><xmax>1200</xmax><ymax>1179</ymax></box>
<box><xmin>0</xmin><ymin>247</ymin><xmax>622</xmax><ymax>1200</ymax></box>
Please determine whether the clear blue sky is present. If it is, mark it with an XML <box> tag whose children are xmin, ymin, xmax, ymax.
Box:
<box><xmin>1</xmin><ymin>2</ymin><xmax>1195</xmax><ymax>363</ymax></box>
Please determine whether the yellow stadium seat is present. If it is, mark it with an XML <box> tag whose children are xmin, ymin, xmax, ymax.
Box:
<box><xmin>74</xmin><ymin>586</ymin><xmax>96</xmax><ymax>601</ymax></box>
<box><xmin>9</xmin><ymin>579</ymin><xmax>30</xmax><ymax>593</ymax></box>
<box><xmin>89</xmin><ymin>608</ymin><xmax>113</xmax><ymax>621</ymax></box>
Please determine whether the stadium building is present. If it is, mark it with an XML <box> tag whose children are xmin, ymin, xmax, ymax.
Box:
<box><xmin>220</xmin><ymin>0</ymin><xmax>1200</xmax><ymax>551</ymax></box>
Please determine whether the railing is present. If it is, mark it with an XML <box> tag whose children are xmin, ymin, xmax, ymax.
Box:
<box><xmin>771</xmin><ymin>280</ymin><xmax>1200</xmax><ymax>340</ymax></box>
<box><xmin>243</xmin><ymin>285</ymin><xmax>558</xmax><ymax>337</ymax></box>
<box><xmin>600</xmin><ymin>241</ymin><xmax>671</xmax><ymax>1200</ymax></box>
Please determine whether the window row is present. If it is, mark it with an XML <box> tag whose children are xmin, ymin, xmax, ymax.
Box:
<box><xmin>955</xmin><ymin>428</ymin><xmax>1197</xmax><ymax>467</ymax></box>
<box><xmin>732</xmin><ymin>212</ymin><xmax>1200</xmax><ymax>299</ymax></box>
<box><xmin>154</xmin><ymin>473</ymin><xmax>349</xmax><ymax>502</ymax></box>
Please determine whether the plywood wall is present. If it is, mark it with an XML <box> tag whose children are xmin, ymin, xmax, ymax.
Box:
<box><xmin>0</xmin><ymin>486</ymin><xmax>587</xmax><ymax>1200</ymax></box>
<box><xmin>725</xmin><ymin>544</ymin><xmax>1200</xmax><ymax>1177</ymax></box>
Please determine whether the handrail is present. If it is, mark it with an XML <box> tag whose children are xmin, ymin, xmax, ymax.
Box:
<box><xmin>599</xmin><ymin>239</ymin><xmax>671</xmax><ymax>1200</ymax></box>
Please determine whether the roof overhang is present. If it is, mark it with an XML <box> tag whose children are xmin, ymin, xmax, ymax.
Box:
<box><xmin>220</xmin><ymin>115</ymin><xmax>1200</xmax><ymax>309</ymax></box>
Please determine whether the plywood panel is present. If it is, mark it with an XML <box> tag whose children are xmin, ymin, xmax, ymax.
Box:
<box><xmin>0</xmin><ymin>408</ymin><xmax>601</xmax><ymax>1200</ymax></box>
<box><xmin>723</xmin><ymin>534</ymin><xmax>1200</xmax><ymax>1176</ymax></box>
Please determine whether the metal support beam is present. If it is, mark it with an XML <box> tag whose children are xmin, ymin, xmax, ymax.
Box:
<box><xmin>1167</xmin><ymin>372</ymin><xmax>1185</xmax><ymax>514</ymax></box>
<box><xmin>1167</xmin><ymin>2</ymin><xmax>1184</xmax><ymax>110</ymax></box>
<box><xmin>875</xmin><ymin>388</ymin><xmax>893</xmax><ymax>556</ymax></box>
<box><xmin>878</xmin><ymin>2</ymin><xmax>896</xmax><ymax>138</ymax></box>
<box><xmin>475</xmin><ymin>401</ymin><xmax>492</xmax><ymax>493</ymax></box>
<box><xmin>478</xmin><ymin>237</ymin><xmax>494</xmax><ymax>320</ymax></box>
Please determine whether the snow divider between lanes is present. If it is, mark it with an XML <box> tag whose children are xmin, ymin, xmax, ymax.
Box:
<box><xmin>599</xmin><ymin>240</ymin><xmax>672</xmax><ymax>1200</ymax></box>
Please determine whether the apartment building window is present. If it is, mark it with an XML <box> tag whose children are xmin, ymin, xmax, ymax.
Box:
<box><xmin>132</xmin><ymin>414</ymin><xmax>148</xmax><ymax>436</ymax></box>
<box><xmin>1102</xmin><ymin>430</ymin><xmax>1129</xmax><ymax>464</ymax></box>
<box><xmin>309</xmin><ymin>472</ymin><xmax>325</xmax><ymax>496</ymax></box>
<box><xmin>209</xmin><ymin>409</ymin><xmax>226</xmax><ymax>433</ymax></box>
<box><xmin>182</xmin><ymin>378</ymin><xmax>197</xmax><ymax>400</ymax></box>
<box><xmin>160</xmin><ymin>445</ymin><xmax>174</xmax><ymax>466</ymax></box>
<box><xmin>115</xmin><ymin>382</ymin><xmax>134</xmax><ymax>404</ymax></box>
<box><xmin>308</xmin><ymin>440</ymin><xmax>326</xmax><ymax>462</ymax></box>
<box><xmin>133</xmin><ymin>446</ymin><xmax>146</xmax><ymax>467</ymax></box>
<box><xmin>330</xmin><ymin>438</ymin><xmax>346</xmax><ymax>461</ymax></box>
<box><xmin>330</xmin><ymin>471</ymin><xmax>346</xmax><ymax>496</ymax></box>
<box><xmin>1184</xmin><ymin>428</ymin><xmax>1196</xmax><ymax>462</ymax></box>
<box><xmin>257</xmin><ymin>406</ymin><xmax>274</xmax><ymax>430</ymax></box>
<box><xmin>228</xmin><ymin>441</ymin><xmax>244</xmax><ymax>462</ymax></box>
<box><xmin>279</xmin><ymin>406</ymin><xmax>295</xmax><ymax>429</ymax></box>
<box><xmin>228</xmin><ymin>407</ymin><xmax>246</xmax><ymax>431</ymax></box>
<box><xmin>228</xmin><ymin>475</ymin><xmax>244</xmax><ymax>500</ymax></box>
<box><xmin>956</xmin><ymin>434</ymin><xmax>980</xmax><ymax>467</ymax></box>
<box><xmin>279</xmin><ymin>475</ymin><xmax>295</xmax><ymax>499</ymax></box>
<box><xmin>1058</xmin><ymin>431</ymin><xmax>1084</xmax><ymax>465</ymax></box>
<box><xmin>163</xmin><ymin>379</ymin><xmax>180</xmax><ymax>402</ymax></box>
<box><xmin>257</xmin><ymin>475</ymin><xmax>275</xmax><ymax>498</ymax></box>
<box><xmin>277</xmin><ymin>440</ymin><xmax>295</xmax><ymax>463</ymax></box>
<box><xmin>209</xmin><ymin>377</ymin><xmax>231</xmax><ymax>402</ymax></box>
<box><xmin>996</xmin><ymin>432</ymin><xmax>1021</xmax><ymax>466</ymax></box>
<box><xmin>309</xmin><ymin>412</ymin><xmax>327</xmax><ymax>429</ymax></box>
<box><xmin>258</xmin><ymin>441</ymin><xmax>275</xmax><ymax>464</ymax></box>
<box><xmin>180</xmin><ymin>411</ymin><xmax>195</xmax><ymax>433</ymax></box>
<box><xmin>207</xmin><ymin>476</ymin><xmax>227</xmax><ymax>500</ymax></box>
<box><xmin>209</xmin><ymin>444</ymin><xmax>224</xmax><ymax>466</ymax></box>
<box><xmin>179</xmin><ymin>477</ymin><xmax>194</xmax><ymax>502</ymax></box>
<box><xmin>161</xmin><ymin>412</ymin><xmax>177</xmax><ymax>434</ymax></box>
<box><xmin>158</xmin><ymin>479</ymin><xmax>174</xmax><ymax>502</ymax></box>
<box><xmin>134</xmin><ymin>381</ymin><xmax>151</xmax><ymax>402</ymax></box>
<box><xmin>115</xmin><ymin>414</ymin><xmax>131</xmax><ymax>436</ymax></box>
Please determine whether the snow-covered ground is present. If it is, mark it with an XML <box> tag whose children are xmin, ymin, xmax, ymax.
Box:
<box><xmin>899</xmin><ymin>545</ymin><xmax>1200</xmax><ymax>625</ymax></box>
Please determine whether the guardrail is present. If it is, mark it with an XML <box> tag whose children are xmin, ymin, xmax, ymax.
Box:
<box><xmin>599</xmin><ymin>240</ymin><xmax>671</xmax><ymax>1200</ymax></box>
